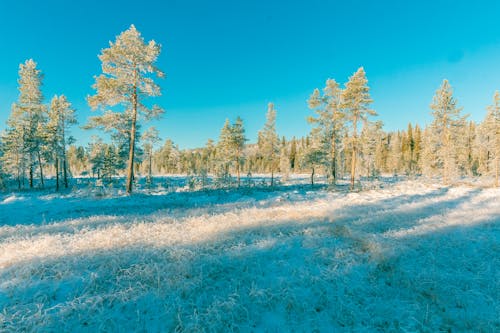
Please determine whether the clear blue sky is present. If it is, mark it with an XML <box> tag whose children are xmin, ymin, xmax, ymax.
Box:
<box><xmin>1</xmin><ymin>0</ymin><xmax>500</xmax><ymax>149</ymax></box>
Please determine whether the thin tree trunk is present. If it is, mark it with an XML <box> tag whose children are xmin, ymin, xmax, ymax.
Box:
<box><xmin>148</xmin><ymin>149</ymin><xmax>153</xmax><ymax>182</ymax></box>
<box><xmin>236</xmin><ymin>155</ymin><xmax>241</xmax><ymax>188</ymax></box>
<box><xmin>63</xmin><ymin>159</ymin><xmax>68</xmax><ymax>189</ymax></box>
<box><xmin>29</xmin><ymin>157</ymin><xmax>34</xmax><ymax>189</ymax></box>
<box><xmin>126</xmin><ymin>78</ymin><xmax>138</xmax><ymax>194</ymax></box>
<box><xmin>350</xmin><ymin>117</ymin><xmax>358</xmax><ymax>190</ymax></box>
<box><xmin>271</xmin><ymin>168</ymin><xmax>274</xmax><ymax>187</ymax></box>
<box><xmin>37</xmin><ymin>150</ymin><xmax>44</xmax><ymax>189</ymax></box>
<box><xmin>495</xmin><ymin>154</ymin><xmax>499</xmax><ymax>187</ymax></box>
<box><xmin>55</xmin><ymin>157</ymin><xmax>59</xmax><ymax>192</ymax></box>
<box><xmin>311</xmin><ymin>167</ymin><xmax>315</xmax><ymax>188</ymax></box>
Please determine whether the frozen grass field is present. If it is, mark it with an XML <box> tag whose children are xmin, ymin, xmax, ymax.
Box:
<box><xmin>0</xmin><ymin>177</ymin><xmax>499</xmax><ymax>332</ymax></box>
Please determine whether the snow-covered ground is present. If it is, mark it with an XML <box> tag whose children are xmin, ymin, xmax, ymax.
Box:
<box><xmin>0</xmin><ymin>178</ymin><xmax>499</xmax><ymax>332</ymax></box>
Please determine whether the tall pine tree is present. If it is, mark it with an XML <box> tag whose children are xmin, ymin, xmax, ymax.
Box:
<box><xmin>87</xmin><ymin>25</ymin><xmax>164</xmax><ymax>193</ymax></box>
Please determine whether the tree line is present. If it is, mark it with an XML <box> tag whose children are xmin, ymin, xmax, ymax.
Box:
<box><xmin>0</xmin><ymin>25</ymin><xmax>499</xmax><ymax>193</ymax></box>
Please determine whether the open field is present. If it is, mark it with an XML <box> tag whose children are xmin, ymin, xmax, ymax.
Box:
<box><xmin>0</xmin><ymin>177</ymin><xmax>499</xmax><ymax>332</ymax></box>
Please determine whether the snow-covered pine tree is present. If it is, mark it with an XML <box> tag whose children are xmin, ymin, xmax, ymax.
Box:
<box><xmin>44</xmin><ymin>95</ymin><xmax>77</xmax><ymax>190</ymax></box>
<box><xmin>307</xmin><ymin>79</ymin><xmax>344</xmax><ymax>185</ymax></box>
<box><xmin>428</xmin><ymin>79</ymin><xmax>468</xmax><ymax>184</ymax></box>
<box><xmin>341</xmin><ymin>67</ymin><xmax>376</xmax><ymax>190</ymax></box>
<box><xmin>87</xmin><ymin>136</ymin><xmax>107</xmax><ymax>179</ymax></box>
<box><xmin>231</xmin><ymin>117</ymin><xmax>247</xmax><ymax>187</ymax></box>
<box><xmin>482</xmin><ymin>91</ymin><xmax>500</xmax><ymax>186</ymax></box>
<box><xmin>5</xmin><ymin>59</ymin><xmax>47</xmax><ymax>188</ymax></box>
<box><xmin>216</xmin><ymin>119</ymin><xmax>234</xmax><ymax>186</ymax></box>
<box><xmin>258</xmin><ymin>103</ymin><xmax>280</xmax><ymax>186</ymax></box>
<box><xmin>141</xmin><ymin>127</ymin><xmax>161</xmax><ymax>185</ymax></box>
<box><xmin>279</xmin><ymin>143</ymin><xmax>290</xmax><ymax>182</ymax></box>
<box><xmin>87</xmin><ymin>25</ymin><xmax>164</xmax><ymax>194</ymax></box>
<box><xmin>387</xmin><ymin>131</ymin><xmax>403</xmax><ymax>176</ymax></box>
<box><xmin>1</xmin><ymin>124</ymin><xmax>26</xmax><ymax>189</ymax></box>
<box><xmin>359</xmin><ymin>120</ymin><xmax>383</xmax><ymax>179</ymax></box>
<box><xmin>300</xmin><ymin>135</ymin><xmax>326</xmax><ymax>187</ymax></box>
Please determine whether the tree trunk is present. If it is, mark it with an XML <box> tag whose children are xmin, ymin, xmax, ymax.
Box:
<box><xmin>311</xmin><ymin>166</ymin><xmax>315</xmax><ymax>188</ymax></box>
<box><xmin>148</xmin><ymin>149</ymin><xmax>153</xmax><ymax>183</ymax></box>
<box><xmin>495</xmin><ymin>154</ymin><xmax>499</xmax><ymax>187</ymax></box>
<box><xmin>55</xmin><ymin>157</ymin><xmax>59</xmax><ymax>192</ymax></box>
<box><xmin>37</xmin><ymin>150</ymin><xmax>44</xmax><ymax>189</ymax></box>
<box><xmin>350</xmin><ymin>117</ymin><xmax>358</xmax><ymax>190</ymax></box>
<box><xmin>29</xmin><ymin>156</ymin><xmax>34</xmax><ymax>189</ymax></box>
<box><xmin>271</xmin><ymin>168</ymin><xmax>274</xmax><ymax>187</ymax></box>
<box><xmin>126</xmin><ymin>80</ymin><xmax>138</xmax><ymax>194</ymax></box>
<box><xmin>63</xmin><ymin>158</ymin><xmax>68</xmax><ymax>189</ymax></box>
<box><xmin>236</xmin><ymin>156</ymin><xmax>241</xmax><ymax>188</ymax></box>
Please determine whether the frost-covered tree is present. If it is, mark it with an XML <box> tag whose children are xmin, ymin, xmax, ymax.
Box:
<box><xmin>231</xmin><ymin>117</ymin><xmax>246</xmax><ymax>186</ymax></box>
<box><xmin>141</xmin><ymin>127</ymin><xmax>161</xmax><ymax>184</ymax></box>
<box><xmin>87</xmin><ymin>137</ymin><xmax>107</xmax><ymax>179</ymax></box>
<box><xmin>217</xmin><ymin>117</ymin><xmax>247</xmax><ymax>187</ymax></box>
<box><xmin>307</xmin><ymin>79</ymin><xmax>344</xmax><ymax>184</ymax></box>
<box><xmin>387</xmin><ymin>131</ymin><xmax>403</xmax><ymax>175</ymax></box>
<box><xmin>1</xmin><ymin>125</ymin><xmax>26</xmax><ymax>189</ymax></box>
<box><xmin>87</xmin><ymin>25</ymin><xmax>164</xmax><ymax>193</ymax></box>
<box><xmin>300</xmin><ymin>136</ymin><xmax>326</xmax><ymax>187</ymax></box>
<box><xmin>482</xmin><ymin>91</ymin><xmax>500</xmax><ymax>186</ymax></box>
<box><xmin>155</xmin><ymin>139</ymin><xmax>179</xmax><ymax>174</ymax></box>
<box><xmin>4</xmin><ymin>59</ymin><xmax>47</xmax><ymax>188</ymax></box>
<box><xmin>341</xmin><ymin>67</ymin><xmax>376</xmax><ymax>189</ymax></box>
<box><xmin>359</xmin><ymin>120</ymin><xmax>383</xmax><ymax>178</ymax></box>
<box><xmin>44</xmin><ymin>95</ymin><xmax>77</xmax><ymax>190</ymax></box>
<box><xmin>258</xmin><ymin>103</ymin><xmax>280</xmax><ymax>186</ymax></box>
<box><xmin>428</xmin><ymin>79</ymin><xmax>468</xmax><ymax>184</ymax></box>
<box><xmin>216</xmin><ymin>119</ymin><xmax>234</xmax><ymax>185</ymax></box>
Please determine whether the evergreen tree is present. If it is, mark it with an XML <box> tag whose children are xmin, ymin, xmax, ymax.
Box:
<box><xmin>217</xmin><ymin>119</ymin><xmax>234</xmax><ymax>185</ymax></box>
<box><xmin>359</xmin><ymin>120</ymin><xmax>384</xmax><ymax>178</ymax></box>
<box><xmin>428</xmin><ymin>79</ymin><xmax>468</xmax><ymax>184</ymax></box>
<box><xmin>231</xmin><ymin>117</ymin><xmax>247</xmax><ymax>187</ymax></box>
<box><xmin>87</xmin><ymin>25</ymin><xmax>164</xmax><ymax>193</ymax></box>
<box><xmin>141</xmin><ymin>127</ymin><xmax>161</xmax><ymax>184</ymax></box>
<box><xmin>341</xmin><ymin>67</ymin><xmax>376</xmax><ymax>189</ymax></box>
<box><xmin>387</xmin><ymin>131</ymin><xmax>403</xmax><ymax>175</ymax></box>
<box><xmin>289</xmin><ymin>137</ymin><xmax>297</xmax><ymax>171</ymax></box>
<box><xmin>4</xmin><ymin>59</ymin><xmax>47</xmax><ymax>188</ymax></box>
<box><xmin>44</xmin><ymin>95</ymin><xmax>77</xmax><ymax>190</ymax></box>
<box><xmin>258</xmin><ymin>103</ymin><xmax>280</xmax><ymax>186</ymax></box>
<box><xmin>307</xmin><ymin>79</ymin><xmax>344</xmax><ymax>184</ymax></box>
<box><xmin>483</xmin><ymin>91</ymin><xmax>500</xmax><ymax>186</ymax></box>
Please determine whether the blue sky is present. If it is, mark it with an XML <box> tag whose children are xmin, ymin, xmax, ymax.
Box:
<box><xmin>1</xmin><ymin>0</ymin><xmax>500</xmax><ymax>149</ymax></box>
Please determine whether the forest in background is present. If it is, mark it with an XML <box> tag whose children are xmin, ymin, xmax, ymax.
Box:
<box><xmin>0</xmin><ymin>25</ymin><xmax>499</xmax><ymax>193</ymax></box>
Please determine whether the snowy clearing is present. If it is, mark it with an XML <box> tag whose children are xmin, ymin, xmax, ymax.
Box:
<box><xmin>0</xmin><ymin>178</ymin><xmax>499</xmax><ymax>332</ymax></box>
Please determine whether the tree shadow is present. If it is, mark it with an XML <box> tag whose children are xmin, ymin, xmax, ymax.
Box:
<box><xmin>1</xmin><ymin>186</ymin><xmax>498</xmax><ymax>331</ymax></box>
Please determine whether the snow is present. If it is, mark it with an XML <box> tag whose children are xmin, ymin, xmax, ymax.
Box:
<box><xmin>0</xmin><ymin>178</ymin><xmax>499</xmax><ymax>331</ymax></box>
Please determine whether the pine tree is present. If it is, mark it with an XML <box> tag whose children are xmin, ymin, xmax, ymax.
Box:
<box><xmin>300</xmin><ymin>135</ymin><xmax>326</xmax><ymax>187</ymax></box>
<box><xmin>307</xmin><ymin>79</ymin><xmax>344</xmax><ymax>184</ymax></box>
<box><xmin>141</xmin><ymin>127</ymin><xmax>161</xmax><ymax>184</ymax></box>
<box><xmin>217</xmin><ymin>119</ymin><xmax>234</xmax><ymax>185</ymax></box>
<box><xmin>87</xmin><ymin>25</ymin><xmax>164</xmax><ymax>194</ymax></box>
<box><xmin>359</xmin><ymin>120</ymin><xmax>383</xmax><ymax>178</ymax></box>
<box><xmin>258</xmin><ymin>103</ymin><xmax>280</xmax><ymax>186</ymax></box>
<box><xmin>428</xmin><ymin>79</ymin><xmax>468</xmax><ymax>184</ymax></box>
<box><xmin>387</xmin><ymin>131</ymin><xmax>403</xmax><ymax>175</ymax></box>
<box><xmin>341</xmin><ymin>67</ymin><xmax>376</xmax><ymax>189</ymax></box>
<box><xmin>231</xmin><ymin>117</ymin><xmax>247</xmax><ymax>187</ymax></box>
<box><xmin>483</xmin><ymin>91</ymin><xmax>500</xmax><ymax>186</ymax></box>
<box><xmin>4</xmin><ymin>59</ymin><xmax>47</xmax><ymax>189</ymax></box>
<box><xmin>289</xmin><ymin>138</ymin><xmax>297</xmax><ymax>171</ymax></box>
<box><xmin>44</xmin><ymin>95</ymin><xmax>77</xmax><ymax>190</ymax></box>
